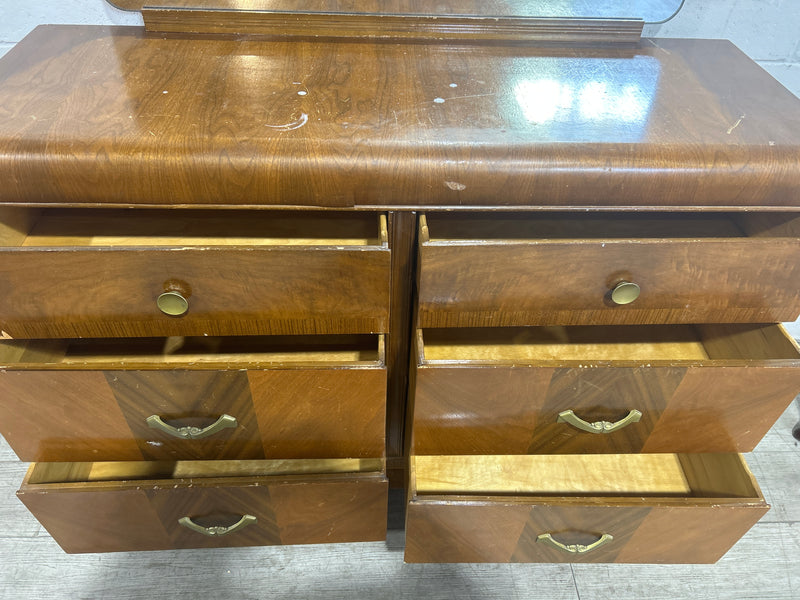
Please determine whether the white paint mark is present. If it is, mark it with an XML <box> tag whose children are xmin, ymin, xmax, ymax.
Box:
<box><xmin>433</xmin><ymin>97</ymin><xmax>445</xmax><ymax>104</ymax></box>
<box><xmin>293</xmin><ymin>81</ymin><xmax>302</xmax><ymax>84</ymax></box>
<box><xmin>162</xmin><ymin>90</ymin><xmax>168</xmax><ymax>94</ymax></box>
<box><xmin>264</xmin><ymin>112</ymin><xmax>309</xmax><ymax>131</ymax></box>
<box><xmin>0</xmin><ymin>331</ymin><xmax>12</xmax><ymax>339</ymax></box>
<box><xmin>449</xmin><ymin>83</ymin><xmax>458</xmax><ymax>88</ymax></box>
<box><xmin>726</xmin><ymin>114</ymin><xmax>746</xmax><ymax>134</ymax></box>
<box><xmin>147</xmin><ymin>441</ymin><xmax>163</xmax><ymax>447</ymax></box>
<box><xmin>297</xmin><ymin>90</ymin><xmax>308</xmax><ymax>96</ymax></box>
<box><xmin>444</xmin><ymin>181</ymin><xmax>467</xmax><ymax>191</ymax></box>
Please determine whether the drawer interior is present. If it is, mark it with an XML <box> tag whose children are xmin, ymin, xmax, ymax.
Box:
<box><xmin>25</xmin><ymin>457</ymin><xmax>385</xmax><ymax>486</ymax></box>
<box><xmin>0</xmin><ymin>334</ymin><xmax>384</xmax><ymax>368</ymax></box>
<box><xmin>412</xmin><ymin>454</ymin><xmax>761</xmax><ymax>500</ymax></box>
<box><xmin>419</xmin><ymin>324</ymin><xmax>800</xmax><ymax>363</ymax></box>
<box><xmin>0</xmin><ymin>208</ymin><xmax>387</xmax><ymax>248</ymax></box>
<box><xmin>421</xmin><ymin>212</ymin><xmax>800</xmax><ymax>242</ymax></box>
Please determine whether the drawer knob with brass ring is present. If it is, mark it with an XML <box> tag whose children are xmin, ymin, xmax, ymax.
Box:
<box><xmin>178</xmin><ymin>515</ymin><xmax>257</xmax><ymax>537</ymax></box>
<box><xmin>157</xmin><ymin>291</ymin><xmax>189</xmax><ymax>316</ymax></box>
<box><xmin>537</xmin><ymin>533</ymin><xmax>614</xmax><ymax>554</ymax></box>
<box><xmin>146</xmin><ymin>414</ymin><xmax>238</xmax><ymax>439</ymax></box>
<box><xmin>557</xmin><ymin>409</ymin><xmax>642</xmax><ymax>434</ymax></box>
<box><xmin>611</xmin><ymin>281</ymin><xmax>641</xmax><ymax>305</ymax></box>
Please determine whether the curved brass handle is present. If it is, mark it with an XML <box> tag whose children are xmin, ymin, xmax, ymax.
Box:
<box><xmin>146</xmin><ymin>414</ymin><xmax>238</xmax><ymax>439</ymax></box>
<box><xmin>178</xmin><ymin>514</ymin><xmax>257</xmax><ymax>537</ymax></box>
<box><xmin>611</xmin><ymin>281</ymin><xmax>640</xmax><ymax>305</ymax></box>
<box><xmin>537</xmin><ymin>533</ymin><xmax>613</xmax><ymax>554</ymax></box>
<box><xmin>157</xmin><ymin>291</ymin><xmax>189</xmax><ymax>316</ymax></box>
<box><xmin>557</xmin><ymin>409</ymin><xmax>642</xmax><ymax>434</ymax></box>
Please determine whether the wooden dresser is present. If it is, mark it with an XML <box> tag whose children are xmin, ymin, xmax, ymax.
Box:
<box><xmin>1</xmin><ymin>21</ymin><xmax>800</xmax><ymax>562</ymax></box>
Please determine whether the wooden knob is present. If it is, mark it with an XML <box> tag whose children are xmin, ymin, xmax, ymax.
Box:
<box><xmin>157</xmin><ymin>291</ymin><xmax>189</xmax><ymax>316</ymax></box>
<box><xmin>611</xmin><ymin>281</ymin><xmax>640</xmax><ymax>305</ymax></box>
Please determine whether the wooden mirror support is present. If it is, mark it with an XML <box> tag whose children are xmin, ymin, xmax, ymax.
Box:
<box><xmin>102</xmin><ymin>1</ymin><xmax>686</xmax><ymax>43</ymax></box>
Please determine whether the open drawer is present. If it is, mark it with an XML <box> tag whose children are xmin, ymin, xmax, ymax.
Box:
<box><xmin>19</xmin><ymin>458</ymin><xmax>388</xmax><ymax>553</ymax></box>
<box><xmin>418</xmin><ymin>212</ymin><xmax>800</xmax><ymax>327</ymax></box>
<box><xmin>0</xmin><ymin>334</ymin><xmax>385</xmax><ymax>462</ymax></box>
<box><xmin>412</xmin><ymin>324</ymin><xmax>800</xmax><ymax>454</ymax></box>
<box><xmin>0</xmin><ymin>208</ymin><xmax>389</xmax><ymax>338</ymax></box>
<box><xmin>405</xmin><ymin>454</ymin><xmax>767</xmax><ymax>563</ymax></box>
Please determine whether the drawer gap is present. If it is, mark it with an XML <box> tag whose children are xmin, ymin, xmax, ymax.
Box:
<box><xmin>26</xmin><ymin>458</ymin><xmax>385</xmax><ymax>485</ymax></box>
<box><xmin>413</xmin><ymin>454</ymin><xmax>760</xmax><ymax>499</ymax></box>
<box><xmin>3</xmin><ymin>208</ymin><xmax>385</xmax><ymax>248</ymax></box>
<box><xmin>0</xmin><ymin>334</ymin><xmax>384</xmax><ymax>367</ymax></box>
<box><xmin>422</xmin><ymin>212</ymin><xmax>800</xmax><ymax>243</ymax></box>
<box><xmin>420</xmin><ymin>324</ymin><xmax>800</xmax><ymax>363</ymax></box>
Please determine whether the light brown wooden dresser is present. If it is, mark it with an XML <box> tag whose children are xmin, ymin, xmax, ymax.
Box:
<box><xmin>1</xmin><ymin>4</ymin><xmax>800</xmax><ymax>562</ymax></box>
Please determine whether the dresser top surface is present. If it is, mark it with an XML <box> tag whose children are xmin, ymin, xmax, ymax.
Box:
<box><xmin>1</xmin><ymin>25</ymin><xmax>799</xmax><ymax>209</ymax></box>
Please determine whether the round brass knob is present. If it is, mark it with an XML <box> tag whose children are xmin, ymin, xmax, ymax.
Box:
<box><xmin>611</xmin><ymin>281</ymin><xmax>640</xmax><ymax>305</ymax></box>
<box><xmin>157</xmin><ymin>291</ymin><xmax>189</xmax><ymax>316</ymax></box>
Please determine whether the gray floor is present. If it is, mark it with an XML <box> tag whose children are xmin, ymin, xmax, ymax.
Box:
<box><xmin>1</xmin><ymin>402</ymin><xmax>798</xmax><ymax>599</ymax></box>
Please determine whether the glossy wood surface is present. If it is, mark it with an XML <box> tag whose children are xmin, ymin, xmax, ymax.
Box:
<box><xmin>1</xmin><ymin>27</ymin><xmax>800</xmax><ymax>209</ymax></box>
<box><xmin>412</xmin><ymin>325</ymin><xmax>800</xmax><ymax>454</ymax></box>
<box><xmin>0</xmin><ymin>336</ymin><xmax>385</xmax><ymax>462</ymax></box>
<box><xmin>143</xmin><ymin>9</ymin><xmax>643</xmax><ymax>43</ymax></box>
<box><xmin>19</xmin><ymin>461</ymin><xmax>387</xmax><ymax>553</ymax></box>
<box><xmin>0</xmin><ymin>209</ymin><xmax>389</xmax><ymax>338</ymax></box>
<box><xmin>418</xmin><ymin>213</ymin><xmax>800</xmax><ymax>327</ymax></box>
<box><xmin>405</xmin><ymin>454</ymin><xmax>768</xmax><ymax>563</ymax></box>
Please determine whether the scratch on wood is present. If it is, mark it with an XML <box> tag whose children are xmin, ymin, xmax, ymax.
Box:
<box><xmin>727</xmin><ymin>114</ymin><xmax>746</xmax><ymax>134</ymax></box>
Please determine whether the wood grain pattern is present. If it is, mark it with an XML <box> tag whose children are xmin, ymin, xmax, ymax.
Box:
<box><xmin>405</xmin><ymin>454</ymin><xmax>768</xmax><ymax>563</ymax></box>
<box><xmin>418</xmin><ymin>213</ymin><xmax>800</xmax><ymax>327</ymax></box>
<box><xmin>412</xmin><ymin>325</ymin><xmax>800</xmax><ymax>454</ymax></box>
<box><xmin>19</xmin><ymin>466</ymin><xmax>388</xmax><ymax>553</ymax></box>
<box><xmin>0</xmin><ymin>210</ymin><xmax>390</xmax><ymax>339</ymax></box>
<box><xmin>0</xmin><ymin>338</ymin><xmax>386</xmax><ymax>462</ymax></box>
<box><xmin>248</xmin><ymin>369</ymin><xmax>386</xmax><ymax>459</ymax></box>
<box><xmin>0</xmin><ymin>371</ymin><xmax>144</xmax><ymax>462</ymax></box>
<box><xmin>1</xmin><ymin>27</ymin><xmax>800</xmax><ymax>209</ymax></box>
<box><xmin>143</xmin><ymin>9</ymin><xmax>643</xmax><ymax>43</ymax></box>
<box><xmin>385</xmin><ymin>212</ymin><xmax>416</xmax><ymax>484</ymax></box>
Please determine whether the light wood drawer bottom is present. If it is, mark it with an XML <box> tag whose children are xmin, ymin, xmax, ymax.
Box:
<box><xmin>18</xmin><ymin>459</ymin><xmax>387</xmax><ymax>553</ymax></box>
<box><xmin>405</xmin><ymin>454</ymin><xmax>767</xmax><ymax>563</ymax></box>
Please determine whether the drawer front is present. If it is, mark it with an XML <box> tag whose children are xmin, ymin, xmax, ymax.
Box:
<box><xmin>406</xmin><ymin>501</ymin><xmax>766</xmax><ymax>564</ymax></box>
<box><xmin>413</xmin><ymin>365</ymin><xmax>800</xmax><ymax>455</ymax></box>
<box><xmin>0</xmin><ymin>338</ymin><xmax>386</xmax><ymax>462</ymax></box>
<box><xmin>405</xmin><ymin>454</ymin><xmax>767</xmax><ymax>564</ymax></box>
<box><xmin>418</xmin><ymin>213</ymin><xmax>800</xmax><ymax>327</ymax></box>
<box><xmin>0</xmin><ymin>208</ymin><xmax>390</xmax><ymax>338</ymax></box>
<box><xmin>413</xmin><ymin>325</ymin><xmax>800</xmax><ymax>454</ymax></box>
<box><xmin>0</xmin><ymin>247</ymin><xmax>389</xmax><ymax>338</ymax></box>
<box><xmin>18</xmin><ymin>468</ymin><xmax>388</xmax><ymax>554</ymax></box>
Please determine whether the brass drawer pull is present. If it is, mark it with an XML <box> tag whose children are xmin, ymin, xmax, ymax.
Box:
<box><xmin>178</xmin><ymin>515</ymin><xmax>257</xmax><ymax>537</ymax></box>
<box><xmin>611</xmin><ymin>281</ymin><xmax>640</xmax><ymax>305</ymax></box>
<box><xmin>157</xmin><ymin>291</ymin><xmax>189</xmax><ymax>316</ymax></box>
<box><xmin>146</xmin><ymin>414</ymin><xmax>238</xmax><ymax>439</ymax></box>
<box><xmin>537</xmin><ymin>533</ymin><xmax>613</xmax><ymax>554</ymax></box>
<box><xmin>557</xmin><ymin>409</ymin><xmax>642</xmax><ymax>434</ymax></box>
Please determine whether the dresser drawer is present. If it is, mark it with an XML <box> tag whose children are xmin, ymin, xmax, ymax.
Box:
<box><xmin>412</xmin><ymin>324</ymin><xmax>800</xmax><ymax>454</ymax></box>
<box><xmin>0</xmin><ymin>335</ymin><xmax>385</xmax><ymax>462</ymax></box>
<box><xmin>405</xmin><ymin>454</ymin><xmax>767</xmax><ymax>563</ymax></box>
<box><xmin>0</xmin><ymin>208</ymin><xmax>389</xmax><ymax>338</ymax></box>
<box><xmin>18</xmin><ymin>458</ymin><xmax>387</xmax><ymax>554</ymax></box>
<box><xmin>418</xmin><ymin>212</ymin><xmax>800</xmax><ymax>327</ymax></box>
